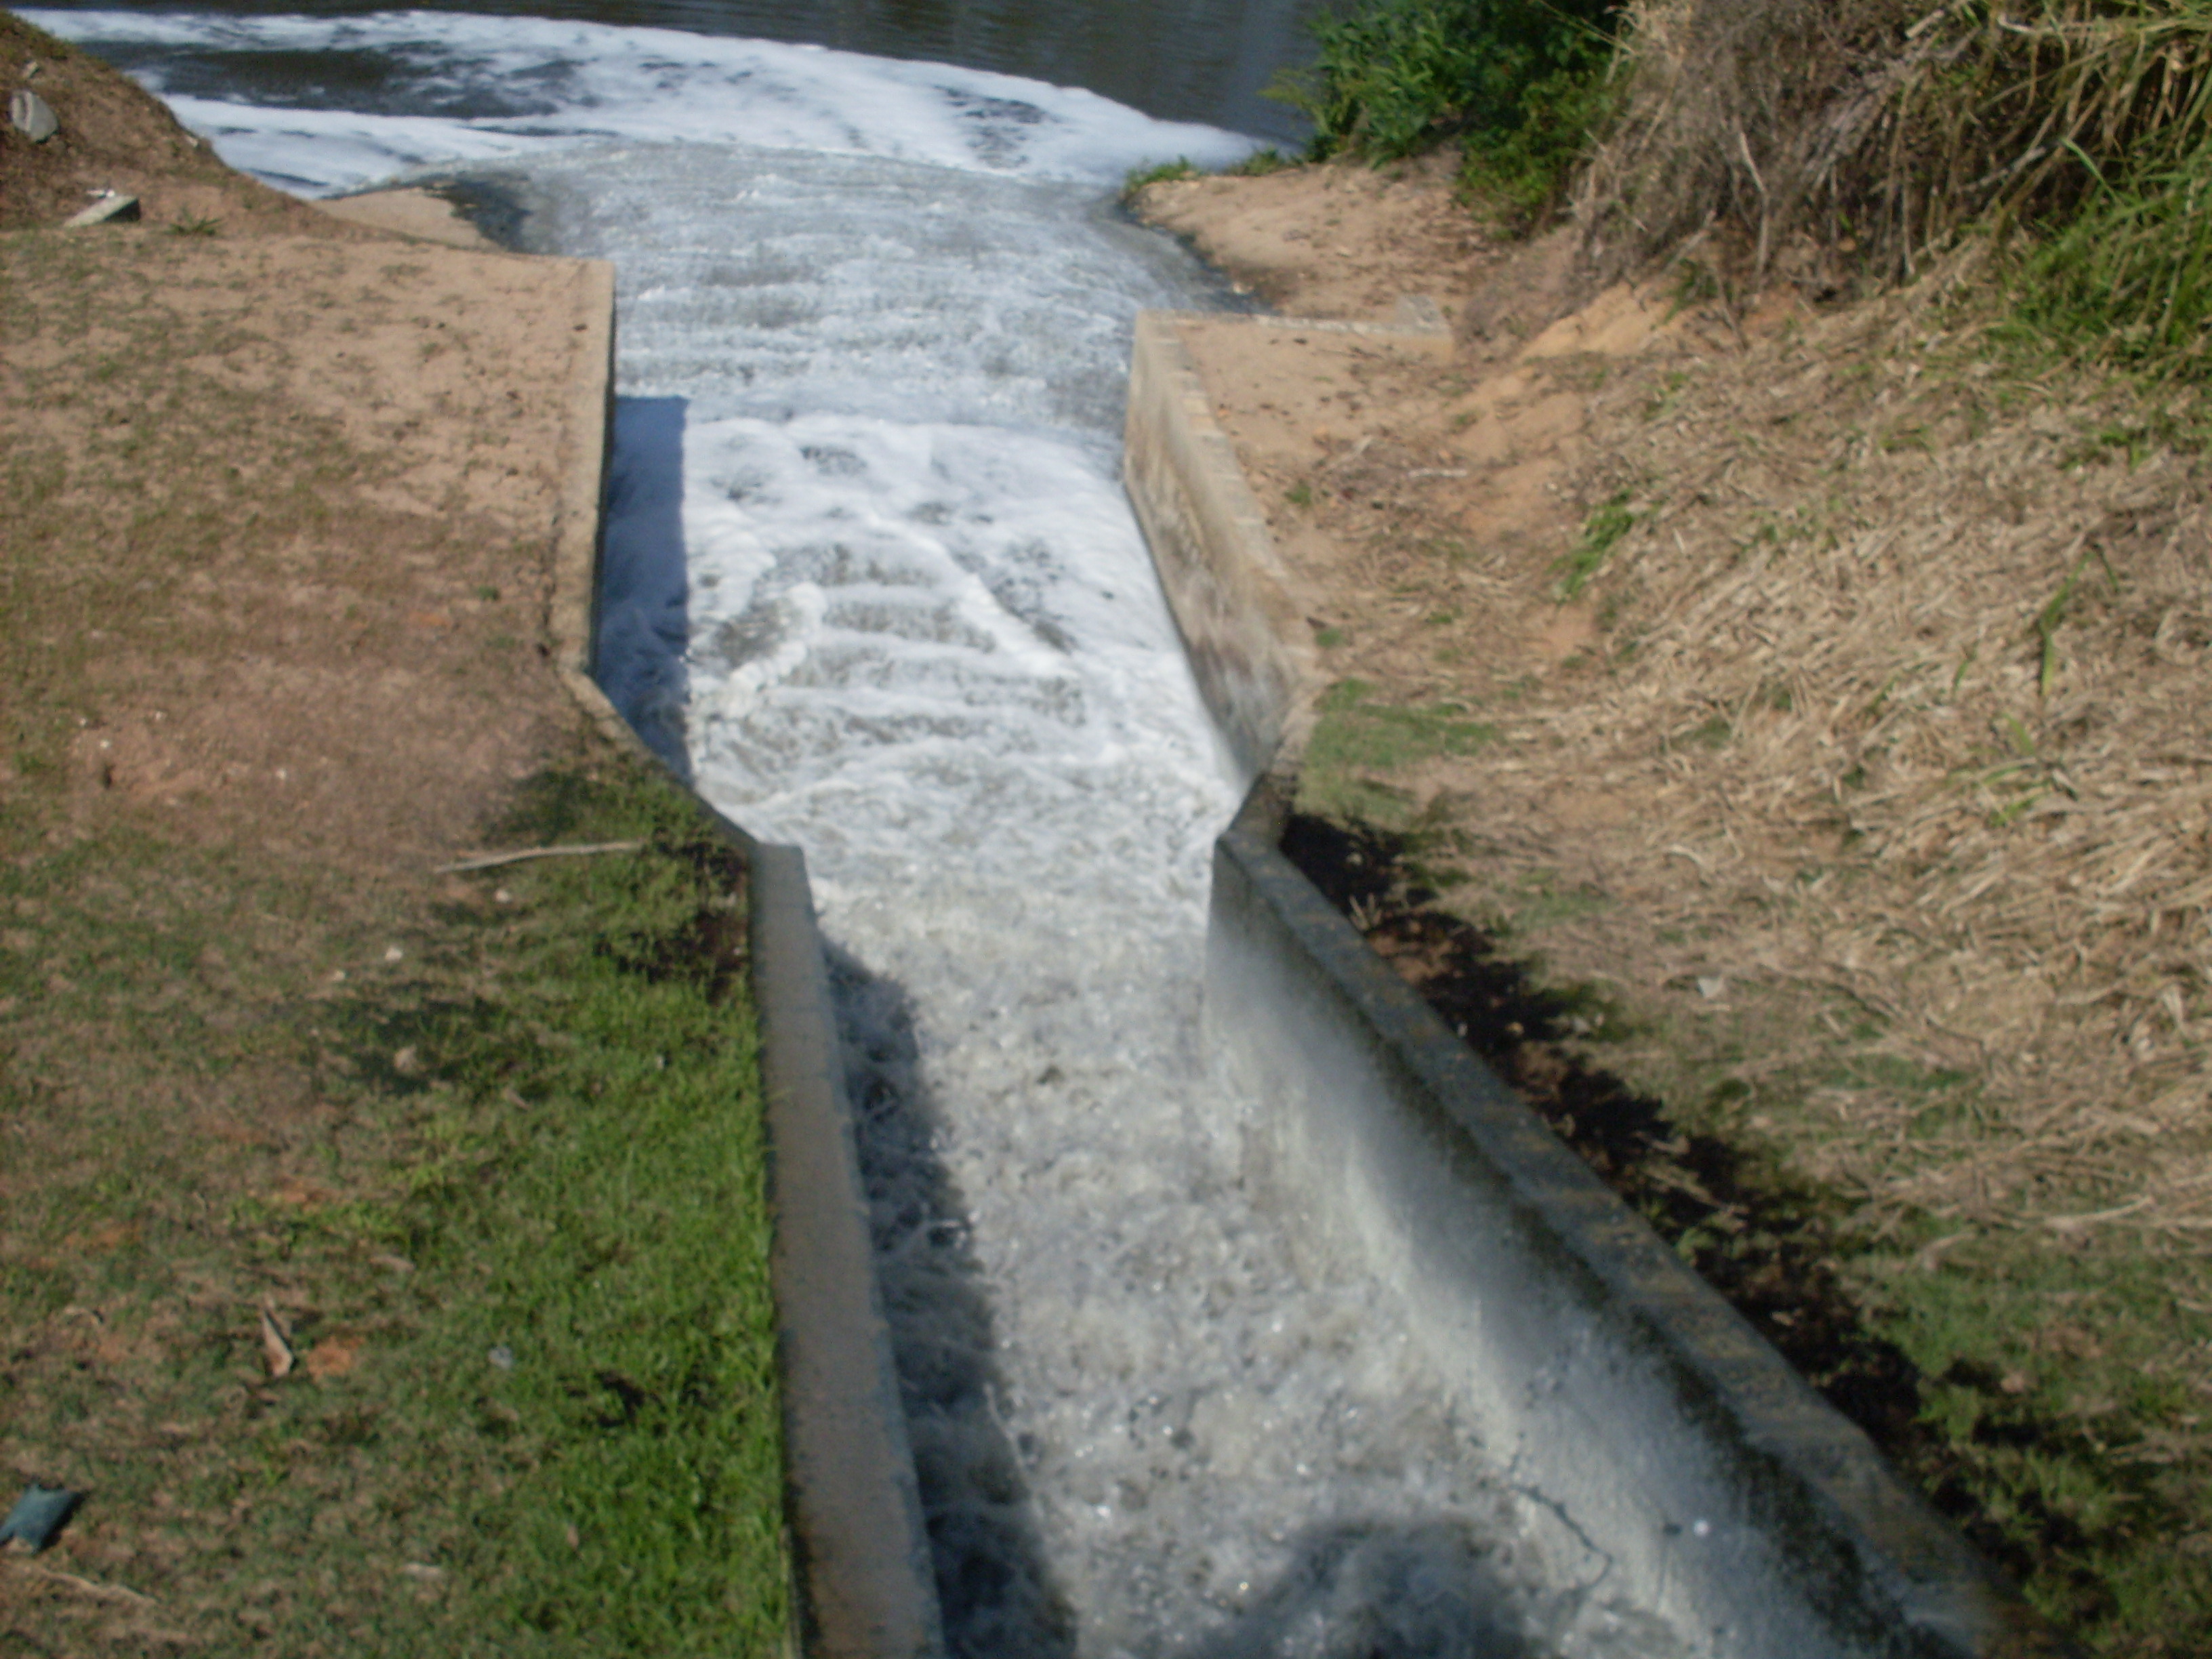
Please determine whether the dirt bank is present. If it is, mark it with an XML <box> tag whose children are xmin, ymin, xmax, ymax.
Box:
<box><xmin>1137</xmin><ymin>157</ymin><xmax>2212</xmax><ymax>1652</ymax></box>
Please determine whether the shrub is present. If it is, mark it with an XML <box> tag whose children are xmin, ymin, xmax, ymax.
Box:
<box><xmin>1272</xmin><ymin>0</ymin><xmax>1626</xmax><ymax>226</ymax></box>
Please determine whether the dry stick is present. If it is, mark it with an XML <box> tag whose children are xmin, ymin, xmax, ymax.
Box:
<box><xmin>12</xmin><ymin>1561</ymin><xmax>158</xmax><ymax>1607</ymax></box>
<box><xmin>434</xmin><ymin>840</ymin><xmax>645</xmax><ymax>875</ymax></box>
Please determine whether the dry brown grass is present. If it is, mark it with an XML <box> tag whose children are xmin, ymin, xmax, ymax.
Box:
<box><xmin>1509</xmin><ymin>284</ymin><xmax>2212</xmax><ymax>1242</ymax></box>
<box><xmin>1580</xmin><ymin>0</ymin><xmax>2212</xmax><ymax>292</ymax></box>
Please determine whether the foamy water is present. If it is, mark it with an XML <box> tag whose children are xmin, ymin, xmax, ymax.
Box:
<box><xmin>34</xmin><ymin>14</ymin><xmax>1691</xmax><ymax>1654</ymax></box>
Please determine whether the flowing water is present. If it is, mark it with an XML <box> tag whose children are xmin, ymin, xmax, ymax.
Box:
<box><xmin>33</xmin><ymin>13</ymin><xmax>1692</xmax><ymax>1654</ymax></box>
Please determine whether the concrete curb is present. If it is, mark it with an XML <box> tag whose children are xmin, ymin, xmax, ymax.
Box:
<box><xmin>746</xmin><ymin>840</ymin><xmax>947</xmax><ymax>1659</ymax></box>
<box><xmin>1123</xmin><ymin>311</ymin><xmax>1319</xmax><ymax>785</ymax></box>
<box><xmin>1126</xmin><ymin>309</ymin><xmax>2076</xmax><ymax>1659</ymax></box>
<box><xmin>548</xmin><ymin>256</ymin><xmax>946</xmax><ymax>1659</ymax></box>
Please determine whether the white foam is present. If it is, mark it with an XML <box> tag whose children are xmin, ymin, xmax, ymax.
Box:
<box><xmin>26</xmin><ymin>8</ymin><xmax>1261</xmax><ymax>194</ymax></box>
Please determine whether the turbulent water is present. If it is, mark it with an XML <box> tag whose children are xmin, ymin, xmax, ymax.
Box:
<box><xmin>35</xmin><ymin>13</ymin><xmax>1690</xmax><ymax>1655</ymax></box>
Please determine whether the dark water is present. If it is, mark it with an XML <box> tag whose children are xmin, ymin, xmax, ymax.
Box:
<box><xmin>35</xmin><ymin>0</ymin><xmax>1327</xmax><ymax>143</ymax></box>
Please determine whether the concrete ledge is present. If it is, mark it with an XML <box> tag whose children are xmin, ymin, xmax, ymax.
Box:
<box><xmin>748</xmin><ymin>842</ymin><xmax>947</xmax><ymax>1659</ymax></box>
<box><xmin>1127</xmin><ymin>306</ymin><xmax>2076</xmax><ymax>1659</ymax></box>
<box><xmin>548</xmin><ymin>256</ymin><xmax>945</xmax><ymax>1659</ymax></box>
<box><xmin>1123</xmin><ymin>311</ymin><xmax>1318</xmax><ymax>783</ymax></box>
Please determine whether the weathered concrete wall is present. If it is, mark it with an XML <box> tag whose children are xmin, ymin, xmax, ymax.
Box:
<box><xmin>1123</xmin><ymin>310</ymin><xmax>1317</xmax><ymax>783</ymax></box>
<box><xmin>551</xmin><ymin>260</ymin><xmax>946</xmax><ymax>1659</ymax></box>
<box><xmin>1130</xmin><ymin>307</ymin><xmax>2073</xmax><ymax>1659</ymax></box>
<box><xmin>1209</xmin><ymin>805</ymin><xmax>2056</xmax><ymax>1659</ymax></box>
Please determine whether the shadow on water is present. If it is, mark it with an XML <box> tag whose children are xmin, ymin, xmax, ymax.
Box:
<box><xmin>1185</xmin><ymin>1521</ymin><xmax>1535</xmax><ymax>1659</ymax></box>
<box><xmin>822</xmin><ymin>941</ymin><xmax>1078</xmax><ymax>1659</ymax></box>
<box><xmin>597</xmin><ymin>394</ymin><xmax>695</xmax><ymax>779</ymax></box>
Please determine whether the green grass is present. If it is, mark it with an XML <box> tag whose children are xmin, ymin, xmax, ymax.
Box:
<box><xmin>1122</xmin><ymin>146</ymin><xmax>1296</xmax><ymax>201</ymax></box>
<box><xmin>1554</xmin><ymin>489</ymin><xmax>1637</xmax><ymax>598</ymax></box>
<box><xmin>322</xmin><ymin>766</ymin><xmax>787</xmax><ymax>1653</ymax></box>
<box><xmin>0</xmin><ymin>763</ymin><xmax>790</xmax><ymax>1654</ymax></box>
<box><xmin>1298</xmin><ymin>678</ymin><xmax>1499</xmax><ymax>823</ymax></box>
<box><xmin>1122</xmin><ymin>157</ymin><xmax>1198</xmax><ymax>198</ymax></box>
<box><xmin>2005</xmin><ymin>126</ymin><xmax>2212</xmax><ymax>384</ymax></box>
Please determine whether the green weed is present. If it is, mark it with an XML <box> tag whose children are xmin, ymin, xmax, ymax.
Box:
<box><xmin>1226</xmin><ymin>146</ymin><xmax>1295</xmax><ymax>176</ymax></box>
<box><xmin>1554</xmin><ymin>489</ymin><xmax>1636</xmax><ymax>598</ymax></box>
<box><xmin>0</xmin><ymin>766</ymin><xmax>790</xmax><ymax>1654</ymax></box>
<box><xmin>1299</xmin><ymin>679</ymin><xmax>1499</xmax><ymax>824</ymax></box>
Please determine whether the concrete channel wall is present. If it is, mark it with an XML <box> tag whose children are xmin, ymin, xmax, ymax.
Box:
<box><xmin>1124</xmin><ymin>308</ymin><xmax>2075</xmax><ymax>1659</ymax></box>
<box><xmin>551</xmin><ymin>262</ymin><xmax>947</xmax><ymax>1659</ymax></box>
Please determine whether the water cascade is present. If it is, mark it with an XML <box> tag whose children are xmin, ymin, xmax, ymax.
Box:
<box><xmin>34</xmin><ymin>14</ymin><xmax>1692</xmax><ymax>1654</ymax></box>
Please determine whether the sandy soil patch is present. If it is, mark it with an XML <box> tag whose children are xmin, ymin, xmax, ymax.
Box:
<box><xmin>7</xmin><ymin>226</ymin><xmax>604</xmax><ymax>867</ymax></box>
<box><xmin>1134</xmin><ymin>151</ymin><xmax>1486</xmax><ymax>321</ymax></box>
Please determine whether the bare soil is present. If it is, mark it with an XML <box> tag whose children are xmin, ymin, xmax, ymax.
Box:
<box><xmin>1136</xmin><ymin>157</ymin><xmax>2212</xmax><ymax>1651</ymax></box>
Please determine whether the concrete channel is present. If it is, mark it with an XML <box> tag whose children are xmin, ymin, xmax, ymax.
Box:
<box><xmin>553</xmin><ymin>258</ymin><xmax>2076</xmax><ymax>1658</ymax></box>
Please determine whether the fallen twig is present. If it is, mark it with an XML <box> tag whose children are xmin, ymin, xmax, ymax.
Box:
<box><xmin>12</xmin><ymin>1561</ymin><xmax>157</xmax><ymax>1606</ymax></box>
<box><xmin>434</xmin><ymin>840</ymin><xmax>644</xmax><ymax>875</ymax></box>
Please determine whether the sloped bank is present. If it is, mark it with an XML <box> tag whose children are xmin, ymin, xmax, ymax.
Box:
<box><xmin>1122</xmin><ymin>308</ymin><xmax>2072</xmax><ymax>1659</ymax></box>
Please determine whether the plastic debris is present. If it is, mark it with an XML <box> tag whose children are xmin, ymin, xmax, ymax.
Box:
<box><xmin>63</xmin><ymin>192</ymin><xmax>140</xmax><ymax>228</ymax></box>
<box><xmin>8</xmin><ymin>88</ymin><xmax>57</xmax><ymax>143</ymax></box>
<box><xmin>258</xmin><ymin>1302</ymin><xmax>295</xmax><ymax>1379</ymax></box>
<box><xmin>0</xmin><ymin>1485</ymin><xmax>81</xmax><ymax>1553</ymax></box>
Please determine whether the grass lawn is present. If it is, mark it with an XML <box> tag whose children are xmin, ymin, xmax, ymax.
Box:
<box><xmin>2</xmin><ymin>195</ymin><xmax>790</xmax><ymax>1650</ymax></box>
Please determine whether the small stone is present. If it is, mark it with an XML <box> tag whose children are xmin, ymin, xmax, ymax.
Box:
<box><xmin>63</xmin><ymin>192</ymin><xmax>140</xmax><ymax>228</ymax></box>
<box><xmin>0</xmin><ymin>1486</ymin><xmax>79</xmax><ymax>1553</ymax></box>
<box><xmin>488</xmin><ymin>1344</ymin><xmax>516</xmax><ymax>1372</ymax></box>
<box><xmin>383</xmin><ymin>945</ymin><xmax>403</xmax><ymax>962</ymax></box>
<box><xmin>9</xmin><ymin>88</ymin><xmax>57</xmax><ymax>143</ymax></box>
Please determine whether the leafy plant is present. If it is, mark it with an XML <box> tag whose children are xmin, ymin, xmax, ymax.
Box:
<box><xmin>1227</xmin><ymin>145</ymin><xmax>1296</xmax><ymax>176</ymax></box>
<box><xmin>1270</xmin><ymin>0</ymin><xmax>1624</xmax><ymax>225</ymax></box>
